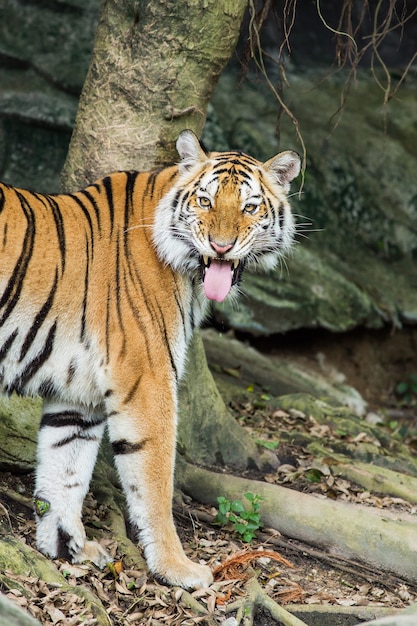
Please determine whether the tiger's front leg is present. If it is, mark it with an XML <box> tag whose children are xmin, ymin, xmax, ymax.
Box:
<box><xmin>34</xmin><ymin>400</ymin><xmax>110</xmax><ymax>568</ymax></box>
<box><xmin>106</xmin><ymin>375</ymin><xmax>213</xmax><ymax>589</ymax></box>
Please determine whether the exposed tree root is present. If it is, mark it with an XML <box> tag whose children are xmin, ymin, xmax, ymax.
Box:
<box><xmin>0</xmin><ymin>536</ymin><xmax>111</xmax><ymax>625</ymax></box>
<box><xmin>176</xmin><ymin>588</ymin><xmax>219</xmax><ymax>626</ymax></box>
<box><xmin>225</xmin><ymin>568</ymin><xmax>308</xmax><ymax>626</ymax></box>
<box><xmin>176</xmin><ymin>461</ymin><xmax>417</xmax><ymax>584</ymax></box>
<box><xmin>331</xmin><ymin>460</ymin><xmax>417</xmax><ymax>504</ymax></box>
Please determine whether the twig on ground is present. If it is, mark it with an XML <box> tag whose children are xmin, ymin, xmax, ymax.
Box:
<box><xmin>226</xmin><ymin>568</ymin><xmax>308</xmax><ymax>626</ymax></box>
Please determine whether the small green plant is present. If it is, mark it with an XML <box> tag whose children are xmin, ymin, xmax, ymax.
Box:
<box><xmin>396</xmin><ymin>374</ymin><xmax>417</xmax><ymax>405</ymax></box>
<box><xmin>215</xmin><ymin>492</ymin><xmax>263</xmax><ymax>543</ymax></box>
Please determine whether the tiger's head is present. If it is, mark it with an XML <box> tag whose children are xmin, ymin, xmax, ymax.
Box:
<box><xmin>153</xmin><ymin>129</ymin><xmax>301</xmax><ymax>302</ymax></box>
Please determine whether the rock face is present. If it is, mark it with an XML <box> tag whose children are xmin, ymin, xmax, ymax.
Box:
<box><xmin>1</xmin><ymin>1</ymin><xmax>416</xmax><ymax>337</ymax></box>
<box><xmin>208</xmin><ymin>73</ymin><xmax>417</xmax><ymax>335</ymax></box>
<box><xmin>0</xmin><ymin>0</ymin><xmax>99</xmax><ymax>192</ymax></box>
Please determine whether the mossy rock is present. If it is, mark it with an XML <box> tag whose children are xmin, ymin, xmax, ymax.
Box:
<box><xmin>0</xmin><ymin>395</ymin><xmax>41</xmax><ymax>472</ymax></box>
<box><xmin>276</xmin><ymin>393</ymin><xmax>417</xmax><ymax>477</ymax></box>
<box><xmin>209</xmin><ymin>70</ymin><xmax>417</xmax><ymax>334</ymax></box>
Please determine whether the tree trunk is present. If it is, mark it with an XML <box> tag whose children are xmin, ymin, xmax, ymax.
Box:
<box><xmin>61</xmin><ymin>0</ymin><xmax>248</xmax><ymax>187</ymax></box>
<box><xmin>61</xmin><ymin>0</ymin><xmax>273</xmax><ymax>474</ymax></box>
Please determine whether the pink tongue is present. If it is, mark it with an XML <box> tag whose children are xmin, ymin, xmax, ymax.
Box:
<box><xmin>204</xmin><ymin>260</ymin><xmax>233</xmax><ymax>302</ymax></box>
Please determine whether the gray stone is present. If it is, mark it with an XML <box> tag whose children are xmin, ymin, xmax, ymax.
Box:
<box><xmin>202</xmin><ymin>329</ymin><xmax>367</xmax><ymax>415</ymax></box>
<box><xmin>0</xmin><ymin>0</ymin><xmax>99</xmax><ymax>192</ymax></box>
<box><xmin>0</xmin><ymin>593</ymin><xmax>41</xmax><ymax>626</ymax></box>
<box><xmin>206</xmin><ymin>71</ymin><xmax>417</xmax><ymax>334</ymax></box>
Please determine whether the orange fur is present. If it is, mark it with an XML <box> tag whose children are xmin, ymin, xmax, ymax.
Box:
<box><xmin>0</xmin><ymin>130</ymin><xmax>300</xmax><ymax>588</ymax></box>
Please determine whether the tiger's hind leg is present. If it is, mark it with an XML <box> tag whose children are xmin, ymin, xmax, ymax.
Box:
<box><xmin>106</xmin><ymin>374</ymin><xmax>213</xmax><ymax>589</ymax></box>
<box><xmin>34</xmin><ymin>400</ymin><xmax>110</xmax><ymax>567</ymax></box>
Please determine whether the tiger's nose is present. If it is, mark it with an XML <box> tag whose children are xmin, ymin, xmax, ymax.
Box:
<box><xmin>210</xmin><ymin>239</ymin><xmax>235</xmax><ymax>255</ymax></box>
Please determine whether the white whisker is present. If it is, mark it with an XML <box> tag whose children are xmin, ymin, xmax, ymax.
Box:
<box><xmin>293</xmin><ymin>212</ymin><xmax>313</xmax><ymax>221</ymax></box>
<box><xmin>125</xmin><ymin>223</ymin><xmax>153</xmax><ymax>233</ymax></box>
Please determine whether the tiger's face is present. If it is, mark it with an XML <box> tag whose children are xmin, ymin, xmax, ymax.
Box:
<box><xmin>153</xmin><ymin>130</ymin><xmax>301</xmax><ymax>302</ymax></box>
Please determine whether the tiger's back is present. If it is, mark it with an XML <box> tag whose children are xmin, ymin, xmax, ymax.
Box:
<box><xmin>0</xmin><ymin>130</ymin><xmax>300</xmax><ymax>589</ymax></box>
<box><xmin>0</xmin><ymin>167</ymin><xmax>198</xmax><ymax>402</ymax></box>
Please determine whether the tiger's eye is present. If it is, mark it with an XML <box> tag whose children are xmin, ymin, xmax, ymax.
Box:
<box><xmin>244</xmin><ymin>203</ymin><xmax>259</xmax><ymax>215</ymax></box>
<box><xmin>197</xmin><ymin>196</ymin><xmax>212</xmax><ymax>209</ymax></box>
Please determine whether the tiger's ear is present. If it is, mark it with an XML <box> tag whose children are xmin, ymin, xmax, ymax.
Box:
<box><xmin>176</xmin><ymin>129</ymin><xmax>207</xmax><ymax>172</ymax></box>
<box><xmin>263</xmin><ymin>150</ymin><xmax>301</xmax><ymax>192</ymax></box>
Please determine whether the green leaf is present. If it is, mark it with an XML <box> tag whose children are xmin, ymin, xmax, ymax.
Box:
<box><xmin>256</xmin><ymin>439</ymin><xmax>279</xmax><ymax>450</ymax></box>
<box><xmin>231</xmin><ymin>500</ymin><xmax>245</xmax><ymax>513</ymax></box>
<box><xmin>218</xmin><ymin>497</ymin><xmax>231</xmax><ymax>515</ymax></box>
<box><xmin>396</xmin><ymin>381</ymin><xmax>409</xmax><ymax>395</ymax></box>
<box><xmin>234</xmin><ymin>523</ymin><xmax>248</xmax><ymax>535</ymax></box>
<box><xmin>304</xmin><ymin>468</ymin><xmax>323</xmax><ymax>483</ymax></box>
<box><xmin>215</xmin><ymin>512</ymin><xmax>228</xmax><ymax>526</ymax></box>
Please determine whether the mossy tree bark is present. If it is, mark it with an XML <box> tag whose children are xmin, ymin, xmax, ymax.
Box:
<box><xmin>61</xmin><ymin>0</ymin><xmax>273</xmax><ymax>473</ymax></box>
<box><xmin>62</xmin><ymin>0</ymin><xmax>248</xmax><ymax>186</ymax></box>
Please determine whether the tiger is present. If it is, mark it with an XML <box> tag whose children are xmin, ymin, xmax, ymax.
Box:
<box><xmin>0</xmin><ymin>129</ymin><xmax>300</xmax><ymax>589</ymax></box>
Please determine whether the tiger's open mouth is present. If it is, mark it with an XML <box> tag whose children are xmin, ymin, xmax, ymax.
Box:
<box><xmin>199</xmin><ymin>256</ymin><xmax>243</xmax><ymax>302</ymax></box>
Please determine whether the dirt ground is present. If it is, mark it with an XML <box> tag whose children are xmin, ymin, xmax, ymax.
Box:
<box><xmin>255</xmin><ymin>325</ymin><xmax>417</xmax><ymax>413</ymax></box>
<box><xmin>1</xmin><ymin>464</ymin><xmax>416</xmax><ymax>626</ymax></box>
<box><xmin>1</xmin><ymin>326</ymin><xmax>417</xmax><ymax>625</ymax></box>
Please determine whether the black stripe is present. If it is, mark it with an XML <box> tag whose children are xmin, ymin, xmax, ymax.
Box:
<box><xmin>40</xmin><ymin>410</ymin><xmax>86</xmax><ymax>429</ymax></box>
<box><xmin>278</xmin><ymin>202</ymin><xmax>285</xmax><ymax>228</ymax></box>
<box><xmin>80</xmin><ymin>235</ymin><xmax>90</xmax><ymax>342</ymax></box>
<box><xmin>144</xmin><ymin>170</ymin><xmax>160</xmax><ymax>199</ymax></box>
<box><xmin>52</xmin><ymin>432</ymin><xmax>101</xmax><ymax>448</ymax></box>
<box><xmin>79</xmin><ymin>188</ymin><xmax>101</xmax><ymax>235</ymax></box>
<box><xmin>112</xmin><ymin>438</ymin><xmax>148</xmax><ymax>455</ymax></box>
<box><xmin>41</xmin><ymin>410</ymin><xmax>106</xmax><ymax>429</ymax></box>
<box><xmin>124</xmin><ymin>171</ymin><xmax>138</xmax><ymax>228</ymax></box>
<box><xmin>66</xmin><ymin>359</ymin><xmax>77</xmax><ymax>385</ymax></box>
<box><xmin>102</xmin><ymin>176</ymin><xmax>115</xmax><ymax>236</ymax></box>
<box><xmin>154</xmin><ymin>301</ymin><xmax>178</xmax><ymax>381</ymax></box>
<box><xmin>123</xmin><ymin>171</ymin><xmax>139</xmax><ymax>254</ymax></box>
<box><xmin>0</xmin><ymin>190</ymin><xmax>36</xmax><ymax>325</ymax></box>
<box><xmin>165</xmin><ymin>170</ymin><xmax>179</xmax><ymax>186</ymax></box>
<box><xmin>41</xmin><ymin>194</ymin><xmax>66</xmax><ymax>273</ymax></box>
<box><xmin>123</xmin><ymin>375</ymin><xmax>141</xmax><ymax>404</ymax></box>
<box><xmin>190</xmin><ymin>299</ymin><xmax>195</xmax><ymax>331</ymax></box>
<box><xmin>57</xmin><ymin>526</ymin><xmax>72</xmax><ymax>560</ymax></box>
<box><xmin>172</xmin><ymin>274</ymin><xmax>186</xmax><ymax>326</ymax></box>
<box><xmin>114</xmin><ymin>233</ymin><xmax>127</xmax><ymax>357</ymax></box>
<box><xmin>2</xmin><ymin>223</ymin><xmax>7</xmax><ymax>248</ymax></box>
<box><xmin>37</xmin><ymin>378</ymin><xmax>57</xmax><ymax>397</ymax></box>
<box><xmin>0</xmin><ymin>186</ymin><xmax>5</xmax><ymax>213</ymax></box>
<box><xmin>0</xmin><ymin>329</ymin><xmax>18</xmax><ymax>362</ymax></box>
<box><xmin>68</xmin><ymin>193</ymin><xmax>95</xmax><ymax>252</ymax></box>
<box><xmin>121</xmin><ymin>263</ymin><xmax>154</xmax><ymax>366</ymax></box>
<box><xmin>11</xmin><ymin>320</ymin><xmax>57</xmax><ymax>392</ymax></box>
<box><xmin>120</xmin><ymin>222</ymin><xmax>155</xmax><ymax>366</ymax></box>
<box><xmin>171</xmin><ymin>189</ymin><xmax>182</xmax><ymax>210</ymax></box>
<box><xmin>19</xmin><ymin>268</ymin><xmax>59</xmax><ymax>361</ymax></box>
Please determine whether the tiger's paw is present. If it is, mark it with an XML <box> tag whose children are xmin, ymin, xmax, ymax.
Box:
<box><xmin>152</xmin><ymin>555</ymin><xmax>213</xmax><ymax>589</ymax></box>
<box><xmin>72</xmin><ymin>540</ymin><xmax>112</xmax><ymax>569</ymax></box>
